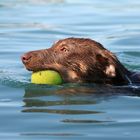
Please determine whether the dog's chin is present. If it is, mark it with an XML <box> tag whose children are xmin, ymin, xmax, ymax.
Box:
<box><xmin>23</xmin><ymin>64</ymin><xmax>44</xmax><ymax>72</ymax></box>
<box><xmin>25</xmin><ymin>66</ymin><xmax>59</xmax><ymax>73</ymax></box>
<box><xmin>25</xmin><ymin>67</ymin><xmax>42</xmax><ymax>72</ymax></box>
<box><xmin>24</xmin><ymin>63</ymin><xmax>64</xmax><ymax>77</ymax></box>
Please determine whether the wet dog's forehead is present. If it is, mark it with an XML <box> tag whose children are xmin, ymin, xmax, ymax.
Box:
<box><xmin>51</xmin><ymin>38</ymin><xmax>105</xmax><ymax>51</ymax></box>
<box><xmin>51</xmin><ymin>39</ymin><xmax>78</xmax><ymax>51</ymax></box>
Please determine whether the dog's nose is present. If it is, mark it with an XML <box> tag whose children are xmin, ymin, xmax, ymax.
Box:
<box><xmin>21</xmin><ymin>54</ymin><xmax>32</xmax><ymax>64</ymax></box>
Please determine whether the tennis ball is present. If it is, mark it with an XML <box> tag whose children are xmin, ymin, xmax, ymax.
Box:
<box><xmin>31</xmin><ymin>70</ymin><xmax>63</xmax><ymax>85</ymax></box>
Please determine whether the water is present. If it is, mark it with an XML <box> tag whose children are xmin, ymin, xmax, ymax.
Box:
<box><xmin>0</xmin><ymin>0</ymin><xmax>140</xmax><ymax>139</ymax></box>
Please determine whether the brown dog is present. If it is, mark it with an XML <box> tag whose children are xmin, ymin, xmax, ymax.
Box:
<box><xmin>21</xmin><ymin>38</ymin><xmax>140</xmax><ymax>85</ymax></box>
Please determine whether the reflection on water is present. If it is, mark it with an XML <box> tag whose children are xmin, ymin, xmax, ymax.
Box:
<box><xmin>23</xmin><ymin>108</ymin><xmax>101</xmax><ymax>115</ymax></box>
<box><xmin>21</xmin><ymin>132</ymin><xmax>83</xmax><ymax>137</ymax></box>
<box><xmin>62</xmin><ymin>119</ymin><xmax>114</xmax><ymax>123</ymax></box>
<box><xmin>22</xmin><ymin>84</ymin><xmax>140</xmax><ymax>126</ymax></box>
<box><xmin>23</xmin><ymin>85</ymin><xmax>100</xmax><ymax>115</ymax></box>
<box><xmin>22</xmin><ymin>85</ymin><xmax>113</xmax><ymax>124</ymax></box>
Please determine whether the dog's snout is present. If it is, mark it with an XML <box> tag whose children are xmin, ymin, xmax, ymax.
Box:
<box><xmin>21</xmin><ymin>54</ymin><xmax>32</xmax><ymax>64</ymax></box>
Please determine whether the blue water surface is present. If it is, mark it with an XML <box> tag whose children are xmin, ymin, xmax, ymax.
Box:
<box><xmin>0</xmin><ymin>0</ymin><xmax>140</xmax><ymax>140</ymax></box>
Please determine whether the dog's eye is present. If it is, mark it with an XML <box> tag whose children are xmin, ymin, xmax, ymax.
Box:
<box><xmin>60</xmin><ymin>46</ymin><xmax>68</xmax><ymax>52</ymax></box>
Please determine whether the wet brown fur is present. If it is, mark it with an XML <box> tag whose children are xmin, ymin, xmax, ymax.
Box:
<box><xmin>22</xmin><ymin>38</ymin><xmax>138</xmax><ymax>85</ymax></box>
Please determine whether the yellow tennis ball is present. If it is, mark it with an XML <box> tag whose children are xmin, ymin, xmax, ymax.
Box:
<box><xmin>31</xmin><ymin>70</ymin><xmax>63</xmax><ymax>85</ymax></box>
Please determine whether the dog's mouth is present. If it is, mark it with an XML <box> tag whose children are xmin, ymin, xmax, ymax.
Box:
<box><xmin>23</xmin><ymin>63</ymin><xmax>47</xmax><ymax>72</ymax></box>
<box><xmin>26</xmin><ymin>66</ymin><xmax>60</xmax><ymax>75</ymax></box>
<box><xmin>22</xmin><ymin>59</ymin><xmax>64</xmax><ymax>80</ymax></box>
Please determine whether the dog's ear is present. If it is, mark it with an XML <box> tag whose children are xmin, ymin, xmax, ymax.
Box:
<box><xmin>96</xmin><ymin>53</ymin><xmax>116</xmax><ymax>78</ymax></box>
<box><xmin>105</xmin><ymin>64</ymin><xmax>116</xmax><ymax>77</ymax></box>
